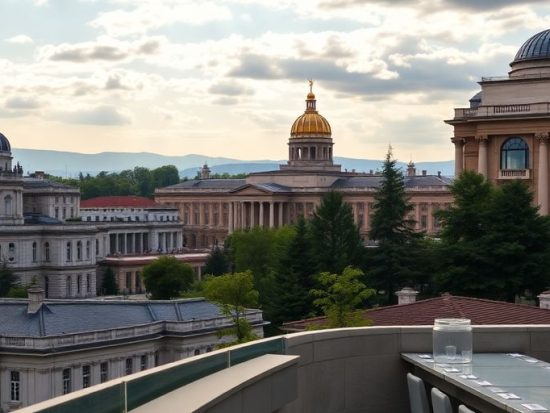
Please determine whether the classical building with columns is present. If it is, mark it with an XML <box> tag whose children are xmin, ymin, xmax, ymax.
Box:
<box><xmin>155</xmin><ymin>85</ymin><xmax>453</xmax><ymax>248</ymax></box>
<box><xmin>447</xmin><ymin>28</ymin><xmax>550</xmax><ymax>214</ymax></box>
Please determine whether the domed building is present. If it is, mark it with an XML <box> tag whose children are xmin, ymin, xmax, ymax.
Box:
<box><xmin>156</xmin><ymin>83</ymin><xmax>453</xmax><ymax>248</ymax></box>
<box><xmin>447</xmin><ymin>28</ymin><xmax>550</xmax><ymax>214</ymax></box>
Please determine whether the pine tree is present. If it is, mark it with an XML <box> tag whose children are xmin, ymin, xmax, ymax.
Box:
<box><xmin>271</xmin><ymin>216</ymin><xmax>316</xmax><ymax>325</ymax></box>
<box><xmin>204</xmin><ymin>246</ymin><xmax>229</xmax><ymax>276</ymax></box>
<box><xmin>0</xmin><ymin>262</ymin><xmax>18</xmax><ymax>297</ymax></box>
<box><xmin>310</xmin><ymin>191</ymin><xmax>363</xmax><ymax>274</ymax></box>
<box><xmin>367</xmin><ymin>148</ymin><xmax>423</xmax><ymax>304</ymax></box>
<box><xmin>101</xmin><ymin>266</ymin><xmax>118</xmax><ymax>295</ymax></box>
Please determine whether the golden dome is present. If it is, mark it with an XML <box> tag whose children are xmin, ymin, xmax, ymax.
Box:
<box><xmin>290</xmin><ymin>84</ymin><xmax>332</xmax><ymax>138</ymax></box>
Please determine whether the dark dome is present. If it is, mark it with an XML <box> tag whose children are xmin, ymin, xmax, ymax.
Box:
<box><xmin>514</xmin><ymin>29</ymin><xmax>550</xmax><ymax>63</ymax></box>
<box><xmin>0</xmin><ymin>133</ymin><xmax>11</xmax><ymax>153</ymax></box>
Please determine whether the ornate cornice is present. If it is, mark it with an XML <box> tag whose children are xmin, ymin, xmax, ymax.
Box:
<box><xmin>535</xmin><ymin>132</ymin><xmax>550</xmax><ymax>142</ymax></box>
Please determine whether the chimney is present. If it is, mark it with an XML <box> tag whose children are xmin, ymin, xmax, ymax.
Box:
<box><xmin>538</xmin><ymin>290</ymin><xmax>550</xmax><ymax>309</ymax></box>
<box><xmin>437</xmin><ymin>171</ymin><xmax>441</xmax><ymax>178</ymax></box>
<box><xmin>200</xmin><ymin>163</ymin><xmax>211</xmax><ymax>180</ymax></box>
<box><xmin>395</xmin><ymin>287</ymin><xmax>419</xmax><ymax>305</ymax></box>
<box><xmin>27</xmin><ymin>286</ymin><xmax>45</xmax><ymax>314</ymax></box>
<box><xmin>422</xmin><ymin>170</ymin><xmax>427</xmax><ymax>176</ymax></box>
<box><xmin>407</xmin><ymin>161</ymin><xmax>416</xmax><ymax>177</ymax></box>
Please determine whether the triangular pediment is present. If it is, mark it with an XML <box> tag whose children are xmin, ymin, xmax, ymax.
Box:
<box><xmin>230</xmin><ymin>184</ymin><xmax>274</xmax><ymax>195</ymax></box>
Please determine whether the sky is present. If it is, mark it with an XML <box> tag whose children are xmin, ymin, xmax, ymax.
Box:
<box><xmin>1</xmin><ymin>0</ymin><xmax>550</xmax><ymax>162</ymax></box>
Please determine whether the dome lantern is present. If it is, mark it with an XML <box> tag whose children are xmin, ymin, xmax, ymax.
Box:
<box><xmin>290</xmin><ymin>80</ymin><xmax>332</xmax><ymax>138</ymax></box>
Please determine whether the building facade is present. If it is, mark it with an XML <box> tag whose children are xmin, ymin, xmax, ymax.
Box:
<box><xmin>0</xmin><ymin>291</ymin><xmax>265</xmax><ymax>412</ymax></box>
<box><xmin>155</xmin><ymin>87</ymin><xmax>453</xmax><ymax>249</ymax></box>
<box><xmin>448</xmin><ymin>29</ymin><xmax>550</xmax><ymax>214</ymax></box>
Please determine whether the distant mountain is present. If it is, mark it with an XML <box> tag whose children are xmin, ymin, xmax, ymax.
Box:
<box><xmin>12</xmin><ymin>148</ymin><xmax>454</xmax><ymax>178</ymax></box>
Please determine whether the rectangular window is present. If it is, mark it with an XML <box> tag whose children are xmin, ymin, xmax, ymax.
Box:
<box><xmin>10</xmin><ymin>371</ymin><xmax>20</xmax><ymax>401</ymax></box>
<box><xmin>82</xmin><ymin>365</ymin><xmax>91</xmax><ymax>388</ymax></box>
<box><xmin>420</xmin><ymin>215</ymin><xmax>428</xmax><ymax>229</ymax></box>
<box><xmin>140</xmin><ymin>355</ymin><xmax>147</xmax><ymax>371</ymax></box>
<box><xmin>55</xmin><ymin>207</ymin><xmax>59</xmax><ymax>219</ymax></box>
<box><xmin>62</xmin><ymin>368</ymin><xmax>72</xmax><ymax>394</ymax></box>
<box><xmin>125</xmin><ymin>358</ymin><xmax>133</xmax><ymax>375</ymax></box>
<box><xmin>100</xmin><ymin>362</ymin><xmax>109</xmax><ymax>383</ymax></box>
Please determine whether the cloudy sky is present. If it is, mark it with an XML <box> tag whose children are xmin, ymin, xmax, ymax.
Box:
<box><xmin>1</xmin><ymin>0</ymin><xmax>549</xmax><ymax>162</ymax></box>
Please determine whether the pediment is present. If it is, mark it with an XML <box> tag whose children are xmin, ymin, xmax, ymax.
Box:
<box><xmin>230</xmin><ymin>184</ymin><xmax>273</xmax><ymax>195</ymax></box>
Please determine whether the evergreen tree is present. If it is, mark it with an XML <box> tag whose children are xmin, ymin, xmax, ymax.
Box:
<box><xmin>309</xmin><ymin>191</ymin><xmax>363</xmax><ymax>274</ymax></box>
<box><xmin>271</xmin><ymin>216</ymin><xmax>316</xmax><ymax>325</ymax></box>
<box><xmin>142</xmin><ymin>256</ymin><xmax>194</xmax><ymax>299</ymax></box>
<box><xmin>367</xmin><ymin>148</ymin><xmax>423</xmax><ymax>304</ymax></box>
<box><xmin>101</xmin><ymin>266</ymin><xmax>118</xmax><ymax>295</ymax></box>
<box><xmin>204</xmin><ymin>246</ymin><xmax>229</xmax><ymax>276</ymax></box>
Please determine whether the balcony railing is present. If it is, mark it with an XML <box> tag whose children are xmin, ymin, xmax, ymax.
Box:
<box><xmin>454</xmin><ymin>103</ymin><xmax>550</xmax><ymax>119</ymax></box>
<box><xmin>498</xmin><ymin>169</ymin><xmax>530</xmax><ymax>179</ymax></box>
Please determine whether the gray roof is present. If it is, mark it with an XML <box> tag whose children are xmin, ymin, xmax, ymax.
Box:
<box><xmin>163</xmin><ymin>179</ymin><xmax>246</xmax><ymax>190</ymax></box>
<box><xmin>23</xmin><ymin>177</ymin><xmax>78</xmax><ymax>191</ymax></box>
<box><xmin>24</xmin><ymin>213</ymin><xmax>63</xmax><ymax>225</ymax></box>
<box><xmin>0</xmin><ymin>299</ymin><xmax>224</xmax><ymax>337</ymax></box>
<box><xmin>331</xmin><ymin>175</ymin><xmax>451</xmax><ymax>189</ymax></box>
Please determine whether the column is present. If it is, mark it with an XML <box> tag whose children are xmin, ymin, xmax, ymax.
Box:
<box><xmin>278</xmin><ymin>202</ymin><xmax>283</xmax><ymax>227</ymax></box>
<box><xmin>452</xmin><ymin>137</ymin><xmax>464</xmax><ymax>177</ymax></box>
<box><xmin>537</xmin><ymin>133</ymin><xmax>549</xmax><ymax>215</ymax></box>
<box><xmin>131</xmin><ymin>272</ymin><xmax>136</xmax><ymax>294</ymax></box>
<box><xmin>269</xmin><ymin>202</ymin><xmax>274</xmax><ymax>228</ymax></box>
<box><xmin>477</xmin><ymin>135</ymin><xmax>488</xmax><ymax>177</ymax></box>
<box><xmin>259</xmin><ymin>202</ymin><xmax>264</xmax><ymax>228</ymax></box>
<box><xmin>199</xmin><ymin>203</ymin><xmax>204</xmax><ymax>226</ymax></box>
<box><xmin>250</xmin><ymin>202</ymin><xmax>255</xmax><ymax>227</ymax></box>
<box><xmin>228</xmin><ymin>202</ymin><xmax>234</xmax><ymax>233</ymax></box>
<box><xmin>240</xmin><ymin>201</ymin><xmax>245</xmax><ymax>229</ymax></box>
<box><xmin>219</xmin><ymin>202</ymin><xmax>223</xmax><ymax>226</ymax></box>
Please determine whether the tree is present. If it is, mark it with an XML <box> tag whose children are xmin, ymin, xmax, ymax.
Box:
<box><xmin>204</xmin><ymin>246</ymin><xmax>229</xmax><ymax>276</ymax></box>
<box><xmin>436</xmin><ymin>174</ymin><xmax>550</xmax><ymax>301</ymax></box>
<box><xmin>101</xmin><ymin>266</ymin><xmax>118</xmax><ymax>295</ymax></box>
<box><xmin>270</xmin><ymin>216</ymin><xmax>316</xmax><ymax>324</ymax></box>
<box><xmin>203</xmin><ymin>271</ymin><xmax>259</xmax><ymax>344</ymax></box>
<box><xmin>152</xmin><ymin>165</ymin><xmax>180</xmax><ymax>188</ymax></box>
<box><xmin>367</xmin><ymin>148</ymin><xmax>424</xmax><ymax>304</ymax></box>
<box><xmin>309</xmin><ymin>191</ymin><xmax>363</xmax><ymax>274</ymax></box>
<box><xmin>0</xmin><ymin>263</ymin><xmax>17</xmax><ymax>297</ymax></box>
<box><xmin>311</xmin><ymin>266</ymin><xmax>374</xmax><ymax>328</ymax></box>
<box><xmin>142</xmin><ymin>256</ymin><xmax>194</xmax><ymax>299</ymax></box>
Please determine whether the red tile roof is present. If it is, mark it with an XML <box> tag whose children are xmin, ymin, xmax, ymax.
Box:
<box><xmin>282</xmin><ymin>294</ymin><xmax>550</xmax><ymax>331</ymax></box>
<box><xmin>80</xmin><ymin>196</ymin><xmax>158</xmax><ymax>208</ymax></box>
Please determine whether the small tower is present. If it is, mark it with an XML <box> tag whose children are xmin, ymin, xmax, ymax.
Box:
<box><xmin>200</xmin><ymin>163</ymin><xmax>211</xmax><ymax>180</ymax></box>
<box><xmin>0</xmin><ymin>132</ymin><xmax>24</xmax><ymax>225</ymax></box>
<box><xmin>407</xmin><ymin>161</ymin><xmax>416</xmax><ymax>177</ymax></box>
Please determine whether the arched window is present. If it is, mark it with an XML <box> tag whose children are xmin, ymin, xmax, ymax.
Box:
<box><xmin>76</xmin><ymin>241</ymin><xmax>82</xmax><ymax>260</ymax></box>
<box><xmin>66</xmin><ymin>242</ymin><xmax>72</xmax><ymax>262</ymax></box>
<box><xmin>8</xmin><ymin>243</ymin><xmax>15</xmax><ymax>262</ymax></box>
<box><xmin>501</xmin><ymin>137</ymin><xmax>529</xmax><ymax>170</ymax></box>
<box><xmin>44</xmin><ymin>242</ymin><xmax>50</xmax><ymax>262</ymax></box>
<box><xmin>32</xmin><ymin>242</ymin><xmax>37</xmax><ymax>262</ymax></box>
<box><xmin>4</xmin><ymin>195</ymin><xmax>12</xmax><ymax>215</ymax></box>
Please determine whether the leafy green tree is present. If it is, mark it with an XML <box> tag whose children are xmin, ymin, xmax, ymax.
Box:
<box><xmin>436</xmin><ymin>174</ymin><xmax>550</xmax><ymax>301</ymax></box>
<box><xmin>367</xmin><ymin>149</ymin><xmax>424</xmax><ymax>304</ymax></box>
<box><xmin>101</xmin><ymin>266</ymin><xmax>119</xmax><ymax>295</ymax></box>
<box><xmin>152</xmin><ymin>165</ymin><xmax>180</xmax><ymax>188</ymax></box>
<box><xmin>309</xmin><ymin>191</ymin><xmax>363</xmax><ymax>274</ymax></box>
<box><xmin>203</xmin><ymin>271</ymin><xmax>259</xmax><ymax>344</ymax></box>
<box><xmin>142</xmin><ymin>256</ymin><xmax>194</xmax><ymax>299</ymax></box>
<box><xmin>311</xmin><ymin>266</ymin><xmax>374</xmax><ymax>328</ymax></box>
<box><xmin>134</xmin><ymin>166</ymin><xmax>155</xmax><ymax>197</ymax></box>
<box><xmin>271</xmin><ymin>216</ymin><xmax>316</xmax><ymax>324</ymax></box>
<box><xmin>204</xmin><ymin>246</ymin><xmax>230</xmax><ymax>276</ymax></box>
<box><xmin>0</xmin><ymin>263</ymin><xmax>18</xmax><ymax>297</ymax></box>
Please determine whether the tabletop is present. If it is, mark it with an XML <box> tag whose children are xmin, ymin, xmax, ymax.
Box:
<box><xmin>402</xmin><ymin>353</ymin><xmax>550</xmax><ymax>413</ymax></box>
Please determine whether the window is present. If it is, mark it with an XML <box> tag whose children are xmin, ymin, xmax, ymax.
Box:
<box><xmin>96</xmin><ymin>239</ymin><xmax>99</xmax><ymax>256</ymax></box>
<box><xmin>66</xmin><ymin>242</ymin><xmax>72</xmax><ymax>261</ymax></box>
<box><xmin>62</xmin><ymin>368</ymin><xmax>71</xmax><ymax>394</ymax></box>
<box><xmin>45</xmin><ymin>276</ymin><xmax>49</xmax><ymax>298</ymax></box>
<box><xmin>55</xmin><ymin>207</ymin><xmax>59</xmax><ymax>219</ymax></box>
<box><xmin>44</xmin><ymin>242</ymin><xmax>50</xmax><ymax>262</ymax></box>
<box><xmin>126</xmin><ymin>272</ymin><xmax>132</xmax><ymax>290</ymax></box>
<box><xmin>140</xmin><ymin>355</ymin><xmax>147</xmax><ymax>371</ymax></box>
<box><xmin>32</xmin><ymin>242</ymin><xmax>37</xmax><ymax>262</ymax></box>
<box><xmin>77</xmin><ymin>275</ymin><xmax>82</xmax><ymax>295</ymax></box>
<box><xmin>5</xmin><ymin>195</ymin><xmax>12</xmax><ymax>215</ymax></box>
<box><xmin>420</xmin><ymin>215</ymin><xmax>428</xmax><ymax>229</ymax></box>
<box><xmin>62</xmin><ymin>207</ymin><xmax>66</xmax><ymax>219</ymax></box>
<box><xmin>77</xmin><ymin>241</ymin><xmax>82</xmax><ymax>260</ymax></box>
<box><xmin>194</xmin><ymin>349</ymin><xmax>200</xmax><ymax>356</ymax></box>
<box><xmin>125</xmin><ymin>358</ymin><xmax>133</xmax><ymax>375</ymax></box>
<box><xmin>8</xmin><ymin>242</ymin><xmax>15</xmax><ymax>262</ymax></box>
<box><xmin>10</xmin><ymin>371</ymin><xmax>20</xmax><ymax>401</ymax></box>
<box><xmin>86</xmin><ymin>274</ymin><xmax>91</xmax><ymax>293</ymax></box>
<box><xmin>501</xmin><ymin>137</ymin><xmax>529</xmax><ymax>170</ymax></box>
<box><xmin>66</xmin><ymin>276</ymin><xmax>71</xmax><ymax>297</ymax></box>
<box><xmin>82</xmin><ymin>365</ymin><xmax>91</xmax><ymax>388</ymax></box>
<box><xmin>100</xmin><ymin>362</ymin><xmax>109</xmax><ymax>383</ymax></box>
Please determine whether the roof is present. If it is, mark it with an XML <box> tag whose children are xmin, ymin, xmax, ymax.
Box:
<box><xmin>514</xmin><ymin>29</ymin><xmax>550</xmax><ymax>63</ymax></box>
<box><xmin>282</xmin><ymin>294</ymin><xmax>550</xmax><ymax>331</ymax></box>
<box><xmin>81</xmin><ymin>196</ymin><xmax>160</xmax><ymax>208</ymax></box>
<box><xmin>331</xmin><ymin>174</ymin><xmax>452</xmax><ymax>189</ymax></box>
<box><xmin>0</xmin><ymin>299</ymin><xmax>224</xmax><ymax>337</ymax></box>
<box><xmin>23</xmin><ymin>177</ymin><xmax>78</xmax><ymax>191</ymax></box>
<box><xmin>0</xmin><ymin>132</ymin><xmax>11</xmax><ymax>153</ymax></box>
<box><xmin>161</xmin><ymin>179</ymin><xmax>247</xmax><ymax>190</ymax></box>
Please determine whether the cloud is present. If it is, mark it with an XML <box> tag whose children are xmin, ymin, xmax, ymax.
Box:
<box><xmin>5</xmin><ymin>96</ymin><xmax>41</xmax><ymax>109</ymax></box>
<box><xmin>58</xmin><ymin>106</ymin><xmax>132</xmax><ymax>126</ymax></box>
<box><xmin>41</xmin><ymin>38</ymin><xmax>161</xmax><ymax>63</ymax></box>
<box><xmin>319</xmin><ymin>0</ymin><xmax>548</xmax><ymax>11</ymax></box>
<box><xmin>5</xmin><ymin>35</ymin><xmax>33</xmax><ymax>44</ymax></box>
<box><xmin>105</xmin><ymin>75</ymin><xmax>131</xmax><ymax>90</ymax></box>
<box><xmin>208</xmin><ymin>81</ymin><xmax>254</xmax><ymax>96</ymax></box>
<box><xmin>212</xmin><ymin>96</ymin><xmax>239</xmax><ymax>105</ymax></box>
